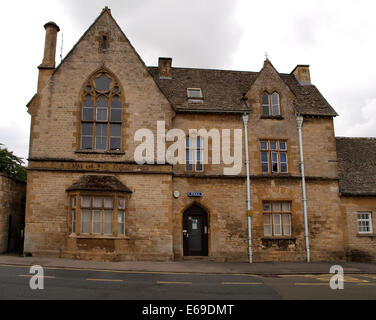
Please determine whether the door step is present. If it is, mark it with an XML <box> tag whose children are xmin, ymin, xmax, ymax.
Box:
<box><xmin>182</xmin><ymin>256</ymin><xmax>222</xmax><ymax>262</ymax></box>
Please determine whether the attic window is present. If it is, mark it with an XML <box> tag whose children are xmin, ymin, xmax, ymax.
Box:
<box><xmin>187</xmin><ymin>88</ymin><xmax>203</xmax><ymax>99</ymax></box>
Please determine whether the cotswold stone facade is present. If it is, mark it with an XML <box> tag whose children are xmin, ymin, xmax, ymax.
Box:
<box><xmin>0</xmin><ymin>173</ymin><xmax>26</xmax><ymax>254</ymax></box>
<box><xmin>24</xmin><ymin>8</ymin><xmax>376</xmax><ymax>262</ymax></box>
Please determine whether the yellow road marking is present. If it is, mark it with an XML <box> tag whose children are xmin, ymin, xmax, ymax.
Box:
<box><xmin>221</xmin><ymin>282</ymin><xmax>262</xmax><ymax>285</ymax></box>
<box><xmin>295</xmin><ymin>283</ymin><xmax>328</xmax><ymax>286</ymax></box>
<box><xmin>157</xmin><ymin>281</ymin><xmax>192</xmax><ymax>285</ymax></box>
<box><xmin>18</xmin><ymin>275</ymin><xmax>56</xmax><ymax>279</ymax></box>
<box><xmin>86</xmin><ymin>278</ymin><xmax>123</xmax><ymax>282</ymax></box>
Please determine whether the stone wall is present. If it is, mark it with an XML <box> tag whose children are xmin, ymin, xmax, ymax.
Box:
<box><xmin>341</xmin><ymin>197</ymin><xmax>376</xmax><ymax>262</ymax></box>
<box><xmin>0</xmin><ymin>173</ymin><xmax>26</xmax><ymax>253</ymax></box>
<box><xmin>24</xmin><ymin>169</ymin><xmax>173</xmax><ymax>261</ymax></box>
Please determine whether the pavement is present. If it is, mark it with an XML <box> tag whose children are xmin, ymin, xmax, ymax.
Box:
<box><xmin>0</xmin><ymin>254</ymin><xmax>375</xmax><ymax>275</ymax></box>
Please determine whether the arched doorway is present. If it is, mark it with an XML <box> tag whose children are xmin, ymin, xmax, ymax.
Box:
<box><xmin>183</xmin><ymin>204</ymin><xmax>208</xmax><ymax>256</ymax></box>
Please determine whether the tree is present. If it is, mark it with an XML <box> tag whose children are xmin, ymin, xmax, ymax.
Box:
<box><xmin>0</xmin><ymin>143</ymin><xmax>27</xmax><ymax>182</ymax></box>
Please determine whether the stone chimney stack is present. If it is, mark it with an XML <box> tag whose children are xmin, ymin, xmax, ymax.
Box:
<box><xmin>40</xmin><ymin>22</ymin><xmax>60</xmax><ymax>68</ymax></box>
<box><xmin>38</xmin><ymin>21</ymin><xmax>60</xmax><ymax>92</ymax></box>
<box><xmin>291</xmin><ymin>65</ymin><xmax>311</xmax><ymax>85</ymax></box>
<box><xmin>158</xmin><ymin>57</ymin><xmax>172</xmax><ymax>79</ymax></box>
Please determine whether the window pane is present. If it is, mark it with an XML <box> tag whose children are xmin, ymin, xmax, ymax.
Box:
<box><xmin>82</xmin><ymin>96</ymin><xmax>94</xmax><ymax>121</ymax></box>
<box><xmin>264</xmin><ymin>214</ymin><xmax>272</xmax><ymax>236</ymax></box>
<box><xmin>118</xmin><ymin>198</ymin><xmax>126</xmax><ymax>209</ymax></box>
<box><xmin>279</xmin><ymin>141</ymin><xmax>287</xmax><ymax>150</ymax></box>
<box><xmin>262</xmin><ymin>93</ymin><xmax>269</xmax><ymax>105</ymax></box>
<box><xmin>260</xmin><ymin>141</ymin><xmax>268</xmax><ymax>150</ymax></box>
<box><xmin>97</xmin><ymin>109</ymin><xmax>108</xmax><ymax>121</ymax></box>
<box><xmin>81</xmin><ymin>210</ymin><xmax>90</xmax><ymax>234</ymax></box>
<box><xmin>271</xmin><ymin>92</ymin><xmax>279</xmax><ymax>105</ymax></box>
<box><xmin>118</xmin><ymin>212</ymin><xmax>125</xmax><ymax>235</ymax></box>
<box><xmin>271</xmin><ymin>152</ymin><xmax>278</xmax><ymax>172</ymax></box>
<box><xmin>261</xmin><ymin>152</ymin><xmax>269</xmax><ymax>173</ymax></box>
<box><xmin>273</xmin><ymin>214</ymin><xmax>282</xmax><ymax>236</ymax></box>
<box><xmin>81</xmin><ymin>196</ymin><xmax>91</xmax><ymax>208</ymax></box>
<box><xmin>111</xmin><ymin>96</ymin><xmax>122</xmax><ymax>108</ymax></box>
<box><xmin>93</xmin><ymin>210</ymin><xmax>101</xmax><ymax>234</ymax></box>
<box><xmin>82</xmin><ymin>123</ymin><xmax>93</xmax><ymax>136</ymax></box>
<box><xmin>280</xmin><ymin>152</ymin><xmax>288</xmax><ymax>173</ymax></box>
<box><xmin>196</xmin><ymin>162</ymin><xmax>203</xmax><ymax>171</ymax></box>
<box><xmin>83</xmin><ymin>109</ymin><xmax>94</xmax><ymax>121</ymax></box>
<box><xmin>110</xmin><ymin>137</ymin><xmax>121</xmax><ymax>150</ymax></box>
<box><xmin>104</xmin><ymin>197</ymin><xmax>114</xmax><ymax>209</ymax></box>
<box><xmin>72</xmin><ymin>210</ymin><xmax>76</xmax><ymax>233</ymax></box>
<box><xmin>282</xmin><ymin>202</ymin><xmax>291</xmax><ymax>212</ymax></box>
<box><xmin>95</xmin><ymin>123</ymin><xmax>107</xmax><ymax>150</ymax></box>
<box><xmin>186</xmin><ymin>137</ymin><xmax>192</xmax><ymax>148</ymax></box>
<box><xmin>95</xmin><ymin>74</ymin><xmax>112</xmax><ymax>91</ymax></box>
<box><xmin>110</xmin><ymin>124</ymin><xmax>121</xmax><ymax>137</ymax></box>
<box><xmin>93</xmin><ymin>197</ymin><xmax>102</xmax><ymax>208</ymax></box>
<box><xmin>188</xmin><ymin>89</ymin><xmax>202</xmax><ymax>98</ymax></box>
<box><xmin>82</xmin><ymin>123</ymin><xmax>93</xmax><ymax>149</ymax></box>
<box><xmin>263</xmin><ymin>202</ymin><xmax>271</xmax><ymax>212</ymax></box>
<box><xmin>283</xmin><ymin>214</ymin><xmax>291</xmax><ymax>236</ymax></box>
<box><xmin>270</xmin><ymin>141</ymin><xmax>277</xmax><ymax>150</ymax></box>
<box><xmin>111</xmin><ymin>109</ymin><xmax>122</xmax><ymax>122</ymax></box>
<box><xmin>96</xmin><ymin>137</ymin><xmax>107</xmax><ymax>150</ymax></box>
<box><xmin>82</xmin><ymin>137</ymin><xmax>92</xmax><ymax>150</ymax></box>
<box><xmin>197</xmin><ymin>137</ymin><xmax>202</xmax><ymax>149</ymax></box>
<box><xmin>272</xmin><ymin>202</ymin><xmax>281</xmax><ymax>212</ymax></box>
<box><xmin>104</xmin><ymin>211</ymin><xmax>113</xmax><ymax>234</ymax></box>
<box><xmin>71</xmin><ymin>196</ymin><xmax>76</xmax><ymax>208</ymax></box>
<box><xmin>272</xmin><ymin>93</ymin><xmax>280</xmax><ymax>116</ymax></box>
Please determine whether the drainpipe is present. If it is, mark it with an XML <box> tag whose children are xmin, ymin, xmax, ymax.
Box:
<box><xmin>241</xmin><ymin>99</ymin><xmax>252</xmax><ymax>263</ymax></box>
<box><xmin>296</xmin><ymin>115</ymin><xmax>310</xmax><ymax>263</ymax></box>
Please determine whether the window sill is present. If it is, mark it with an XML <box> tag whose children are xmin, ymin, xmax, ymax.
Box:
<box><xmin>260</xmin><ymin>173</ymin><xmax>290</xmax><ymax>177</ymax></box>
<box><xmin>262</xmin><ymin>236</ymin><xmax>296</xmax><ymax>240</ymax></box>
<box><xmin>357</xmin><ymin>233</ymin><xmax>376</xmax><ymax>238</ymax></box>
<box><xmin>260</xmin><ymin>116</ymin><xmax>284</xmax><ymax>120</ymax></box>
<box><xmin>75</xmin><ymin>150</ymin><xmax>125</xmax><ymax>155</ymax></box>
<box><xmin>69</xmin><ymin>234</ymin><xmax>130</xmax><ymax>240</ymax></box>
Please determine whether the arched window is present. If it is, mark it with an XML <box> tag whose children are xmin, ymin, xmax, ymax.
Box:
<box><xmin>81</xmin><ymin>71</ymin><xmax>122</xmax><ymax>151</ymax></box>
<box><xmin>262</xmin><ymin>92</ymin><xmax>280</xmax><ymax>117</ymax></box>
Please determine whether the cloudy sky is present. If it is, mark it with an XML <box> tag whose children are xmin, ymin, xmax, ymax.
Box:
<box><xmin>1</xmin><ymin>0</ymin><xmax>375</xmax><ymax>161</ymax></box>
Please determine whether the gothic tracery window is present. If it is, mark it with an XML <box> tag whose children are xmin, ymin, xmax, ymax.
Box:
<box><xmin>81</xmin><ymin>71</ymin><xmax>122</xmax><ymax>151</ymax></box>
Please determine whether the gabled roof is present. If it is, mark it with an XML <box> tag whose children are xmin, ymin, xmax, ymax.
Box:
<box><xmin>66</xmin><ymin>175</ymin><xmax>132</xmax><ymax>193</ymax></box>
<box><xmin>336</xmin><ymin>137</ymin><xmax>376</xmax><ymax>196</ymax></box>
<box><xmin>148</xmin><ymin>66</ymin><xmax>337</xmax><ymax>116</ymax></box>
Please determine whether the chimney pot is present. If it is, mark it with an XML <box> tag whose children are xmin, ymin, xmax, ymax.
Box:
<box><xmin>40</xmin><ymin>21</ymin><xmax>60</xmax><ymax>69</ymax></box>
<box><xmin>291</xmin><ymin>65</ymin><xmax>311</xmax><ymax>85</ymax></box>
<box><xmin>158</xmin><ymin>57</ymin><xmax>172</xmax><ymax>79</ymax></box>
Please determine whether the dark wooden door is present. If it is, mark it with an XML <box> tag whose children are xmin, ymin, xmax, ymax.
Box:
<box><xmin>183</xmin><ymin>205</ymin><xmax>208</xmax><ymax>256</ymax></box>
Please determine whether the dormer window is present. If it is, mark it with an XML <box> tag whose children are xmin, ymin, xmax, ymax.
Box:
<box><xmin>187</xmin><ymin>88</ymin><xmax>202</xmax><ymax>98</ymax></box>
<box><xmin>187</xmin><ymin>88</ymin><xmax>203</xmax><ymax>103</ymax></box>
<box><xmin>262</xmin><ymin>92</ymin><xmax>280</xmax><ymax>117</ymax></box>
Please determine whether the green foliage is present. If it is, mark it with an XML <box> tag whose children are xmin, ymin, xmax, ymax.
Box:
<box><xmin>0</xmin><ymin>143</ymin><xmax>27</xmax><ymax>182</ymax></box>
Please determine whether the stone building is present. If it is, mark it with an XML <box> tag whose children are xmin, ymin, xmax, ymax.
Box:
<box><xmin>24</xmin><ymin>7</ymin><xmax>376</xmax><ymax>262</ymax></box>
<box><xmin>0</xmin><ymin>173</ymin><xmax>26</xmax><ymax>254</ymax></box>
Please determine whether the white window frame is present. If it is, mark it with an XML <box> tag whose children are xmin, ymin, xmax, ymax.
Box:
<box><xmin>187</xmin><ymin>88</ymin><xmax>203</xmax><ymax>99</ymax></box>
<box><xmin>263</xmin><ymin>201</ymin><xmax>292</xmax><ymax>237</ymax></box>
<box><xmin>185</xmin><ymin>136</ymin><xmax>204</xmax><ymax>172</ymax></box>
<box><xmin>357</xmin><ymin>212</ymin><xmax>373</xmax><ymax>234</ymax></box>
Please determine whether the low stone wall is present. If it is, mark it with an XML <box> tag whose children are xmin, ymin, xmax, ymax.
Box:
<box><xmin>0</xmin><ymin>173</ymin><xmax>26</xmax><ymax>253</ymax></box>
